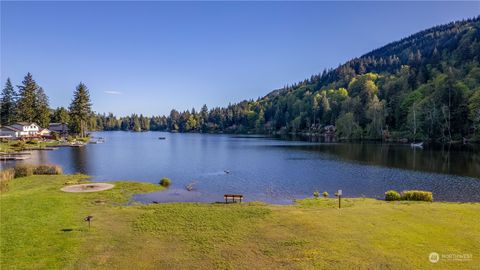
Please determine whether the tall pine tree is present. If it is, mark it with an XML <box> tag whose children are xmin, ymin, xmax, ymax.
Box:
<box><xmin>16</xmin><ymin>73</ymin><xmax>38</xmax><ymax>123</ymax></box>
<box><xmin>52</xmin><ymin>107</ymin><xmax>70</xmax><ymax>124</ymax></box>
<box><xmin>69</xmin><ymin>82</ymin><xmax>92</xmax><ymax>137</ymax></box>
<box><xmin>34</xmin><ymin>87</ymin><xmax>50</xmax><ymax>127</ymax></box>
<box><xmin>1</xmin><ymin>78</ymin><xmax>17</xmax><ymax>125</ymax></box>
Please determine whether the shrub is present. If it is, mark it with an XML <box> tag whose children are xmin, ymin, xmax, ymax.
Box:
<box><xmin>385</xmin><ymin>190</ymin><xmax>401</xmax><ymax>201</ymax></box>
<box><xmin>34</xmin><ymin>165</ymin><xmax>63</xmax><ymax>175</ymax></box>
<box><xmin>0</xmin><ymin>168</ymin><xmax>15</xmax><ymax>192</ymax></box>
<box><xmin>159</xmin><ymin>177</ymin><xmax>171</xmax><ymax>187</ymax></box>
<box><xmin>12</xmin><ymin>141</ymin><xmax>26</xmax><ymax>149</ymax></box>
<box><xmin>13</xmin><ymin>164</ymin><xmax>63</xmax><ymax>178</ymax></box>
<box><xmin>26</xmin><ymin>139</ymin><xmax>38</xmax><ymax>145</ymax></box>
<box><xmin>313</xmin><ymin>191</ymin><xmax>320</xmax><ymax>198</ymax></box>
<box><xmin>401</xmin><ymin>190</ymin><xmax>433</xmax><ymax>202</ymax></box>
<box><xmin>322</xmin><ymin>191</ymin><xmax>329</xmax><ymax>198</ymax></box>
<box><xmin>14</xmin><ymin>165</ymin><xmax>35</xmax><ymax>178</ymax></box>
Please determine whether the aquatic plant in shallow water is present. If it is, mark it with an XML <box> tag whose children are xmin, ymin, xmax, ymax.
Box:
<box><xmin>159</xmin><ymin>177</ymin><xmax>171</xmax><ymax>188</ymax></box>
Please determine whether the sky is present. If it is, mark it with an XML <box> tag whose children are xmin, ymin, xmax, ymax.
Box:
<box><xmin>1</xmin><ymin>1</ymin><xmax>479</xmax><ymax>116</ymax></box>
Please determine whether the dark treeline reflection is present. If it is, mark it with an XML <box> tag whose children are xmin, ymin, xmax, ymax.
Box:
<box><xmin>274</xmin><ymin>139</ymin><xmax>480</xmax><ymax>178</ymax></box>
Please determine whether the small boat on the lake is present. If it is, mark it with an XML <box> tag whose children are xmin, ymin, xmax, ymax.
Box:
<box><xmin>224</xmin><ymin>170</ymin><xmax>231</xmax><ymax>174</ymax></box>
<box><xmin>70</xmin><ymin>142</ymin><xmax>86</xmax><ymax>147</ymax></box>
<box><xmin>185</xmin><ymin>181</ymin><xmax>197</xmax><ymax>191</ymax></box>
<box><xmin>410</xmin><ymin>142</ymin><xmax>424</xmax><ymax>148</ymax></box>
<box><xmin>158</xmin><ymin>137</ymin><xmax>166</xmax><ymax>140</ymax></box>
<box><xmin>90</xmin><ymin>137</ymin><xmax>105</xmax><ymax>144</ymax></box>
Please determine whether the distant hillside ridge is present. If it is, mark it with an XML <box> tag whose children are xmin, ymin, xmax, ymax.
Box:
<box><xmin>92</xmin><ymin>17</ymin><xmax>480</xmax><ymax>142</ymax></box>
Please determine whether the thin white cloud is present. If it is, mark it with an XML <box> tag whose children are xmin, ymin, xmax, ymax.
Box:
<box><xmin>104</xmin><ymin>90</ymin><xmax>123</xmax><ymax>95</ymax></box>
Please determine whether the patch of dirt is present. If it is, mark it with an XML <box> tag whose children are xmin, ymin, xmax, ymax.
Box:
<box><xmin>61</xmin><ymin>183</ymin><xmax>114</xmax><ymax>193</ymax></box>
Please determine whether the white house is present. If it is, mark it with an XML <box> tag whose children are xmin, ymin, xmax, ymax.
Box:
<box><xmin>0</xmin><ymin>122</ymin><xmax>41</xmax><ymax>138</ymax></box>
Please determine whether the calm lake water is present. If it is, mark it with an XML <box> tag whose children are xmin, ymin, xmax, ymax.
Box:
<box><xmin>2</xmin><ymin>131</ymin><xmax>480</xmax><ymax>203</ymax></box>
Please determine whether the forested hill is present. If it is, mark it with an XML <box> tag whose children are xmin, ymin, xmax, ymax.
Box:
<box><xmin>115</xmin><ymin>16</ymin><xmax>476</xmax><ymax>142</ymax></box>
<box><xmin>2</xmin><ymin>17</ymin><xmax>480</xmax><ymax>142</ymax></box>
<box><xmin>235</xmin><ymin>16</ymin><xmax>480</xmax><ymax>142</ymax></box>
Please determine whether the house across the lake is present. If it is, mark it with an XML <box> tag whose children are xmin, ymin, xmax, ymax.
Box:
<box><xmin>324</xmin><ymin>125</ymin><xmax>336</xmax><ymax>142</ymax></box>
<box><xmin>0</xmin><ymin>122</ymin><xmax>50</xmax><ymax>139</ymax></box>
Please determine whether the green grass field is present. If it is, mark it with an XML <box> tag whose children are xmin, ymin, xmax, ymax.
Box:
<box><xmin>0</xmin><ymin>140</ymin><xmax>60</xmax><ymax>152</ymax></box>
<box><xmin>1</xmin><ymin>175</ymin><xmax>479</xmax><ymax>269</ymax></box>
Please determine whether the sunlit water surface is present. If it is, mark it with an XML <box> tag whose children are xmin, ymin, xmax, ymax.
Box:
<box><xmin>2</xmin><ymin>132</ymin><xmax>479</xmax><ymax>203</ymax></box>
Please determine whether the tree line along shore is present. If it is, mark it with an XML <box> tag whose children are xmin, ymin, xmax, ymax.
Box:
<box><xmin>2</xmin><ymin>18</ymin><xmax>480</xmax><ymax>143</ymax></box>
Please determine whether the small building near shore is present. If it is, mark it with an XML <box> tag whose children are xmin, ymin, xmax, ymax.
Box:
<box><xmin>38</xmin><ymin>128</ymin><xmax>51</xmax><ymax>136</ymax></box>
<box><xmin>49</xmin><ymin>123</ymin><xmax>69</xmax><ymax>136</ymax></box>
<box><xmin>0</xmin><ymin>126</ymin><xmax>20</xmax><ymax>138</ymax></box>
<box><xmin>324</xmin><ymin>125</ymin><xmax>336</xmax><ymax>142</ymax></box>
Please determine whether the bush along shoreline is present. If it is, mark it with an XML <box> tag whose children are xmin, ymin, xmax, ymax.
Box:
<box><xmin>385</xmin><ymin>190</ymin><xmax>433</xmax><ymax>202</ymax></box>
<box><xmin>0</xmin><ymin>164</ymin><xmax>62</xmax><ymax>192</ymax></box>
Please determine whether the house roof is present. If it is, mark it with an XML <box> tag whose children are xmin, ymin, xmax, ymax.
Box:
<box><xmin>13</xmin><ymin>122</ymin><xmax>38</xmax><ymax>127</ymax></box>
<box><xmin>1</xmin><ymin>126</ymin><xmax>21</xmax><ymax>132</ymax></box>
<box><xmin>49</xmin><ymin>124</ymin><xmax>69</xmax><ymax>132</ymax></box>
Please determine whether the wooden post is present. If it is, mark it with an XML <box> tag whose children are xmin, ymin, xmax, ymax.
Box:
<box><xmin>84</xmin><ymin>215</ymin><xmax>93</xmax><ymax>229</ymax></box>
<box><xmin>337</xmin><ymin>190</ymin><xmax>342</xmax><ymax>209</ymax></box>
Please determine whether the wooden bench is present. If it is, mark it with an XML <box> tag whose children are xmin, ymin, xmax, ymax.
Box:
<box><xmin>224</xmin><ymin>194</ymin><xmax>243</xmax><ymax>203</ymax></box>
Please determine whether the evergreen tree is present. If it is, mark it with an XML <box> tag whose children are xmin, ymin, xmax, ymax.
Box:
<box><xmin>52</xmin><ymin>107</ymin><xmax>70</xmax><ymax>123</ymax></box>
<box><xmin>34</xmin><ymin>87</ymin><xmax>50</xmax><ymax>127</ymax></box>
<box><xmin>69</xmin><ymin>82</ymin><xmax>92</xmax><ymax>137</ymax></box>
<box><xmin>16</xmin><ymin>73</ymin><xmax>38</xmax><ymax>123</ymax></box>
<box><xmin>0</xmin><ymin>78</ymin><xmax>17</xmax><ymax>125</ymax></box>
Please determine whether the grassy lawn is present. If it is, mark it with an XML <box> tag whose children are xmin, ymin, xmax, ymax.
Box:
<box><xmin>0</xmin><ymin>140</ymin><xmax>61</xmax><ymax>152</ymax></box>
<box><xmin>1</xmin><ymin>175</ymin><xmax>479</xmax><ymax>269</ymax></box>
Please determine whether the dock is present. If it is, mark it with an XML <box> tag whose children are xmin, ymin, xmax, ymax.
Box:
<box><xmin>56</xmin><ymin>144</ymin><xmax>86</xmax><ymax>148</ymax></box>
<box><xmin>70</xmin><ymin>144</ymin><xmax>86</xmax><ymax>148</ymax></box>
<box><xmin>26</xmin><ymin>147</ymin><xmax>59</xmax><ymax>151</ymax></box>
<box><xmin>0</xmin><ymin>152</ymin><xmax>32</xmax><ymax>156</ymax></box>
<box><xmin>0</xmin><ymin>154</ymin><xmax>31</xmax><ymax>160</ymax></box>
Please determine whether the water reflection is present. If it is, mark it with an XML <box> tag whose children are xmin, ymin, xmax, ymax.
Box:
<box><xmin>271</xmin><ymin>141</ymin><xmax>479</xmax><ymax>178</ymax></box>
<box><xmin>2</xmin><ymin>132</ymin><xmax>479</xmax><ymax>203</ymax></box>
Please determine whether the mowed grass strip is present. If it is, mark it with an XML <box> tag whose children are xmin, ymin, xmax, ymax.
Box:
<box><xmin>1</xmin><ymin>175</ymin><xmax>479</xmax><ymax>269</ymax></box>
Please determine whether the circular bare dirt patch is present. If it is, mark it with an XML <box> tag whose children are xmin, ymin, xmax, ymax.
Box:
<box><xmin>61</xmin><ymin>183</ymin><xmax>114</xmax><ymax>193</ymax></box>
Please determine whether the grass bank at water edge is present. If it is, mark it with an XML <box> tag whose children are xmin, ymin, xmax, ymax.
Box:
<box><xmin>1</xmin><ymin>174</ymin><xmax>479</xmax><ymax>269</ymax></box>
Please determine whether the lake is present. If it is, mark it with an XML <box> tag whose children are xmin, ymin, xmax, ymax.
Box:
<box><xmin>2</xmin><ymin>131</ymin><xmax>479</xmax><ymax>203</ymax></box>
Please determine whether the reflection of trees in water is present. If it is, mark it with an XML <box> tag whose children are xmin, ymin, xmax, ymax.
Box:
<box><xmin>36</xmin><ymin>151</ymin><xmax>50</xmax><ymax>165</ymax></box>
<box><xmin>283</xmin><ymin>142</ymin><xmax>479</xmax><ymax>178</ymax></box>
<box><xmin>439</xmin><ymin>144</ymin><xmax>451</xmax><ymax>175</ymax></box>
<box><xmin>70</xmin><ymin>147</ymin><xmax>89</xmax><ymax>174</ymax></box>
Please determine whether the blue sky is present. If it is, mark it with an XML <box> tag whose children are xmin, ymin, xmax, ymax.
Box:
<box><xmin>1</xmin><ymin>1</ymin><xmax>479</xmax><ymax>116</ymax></box>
